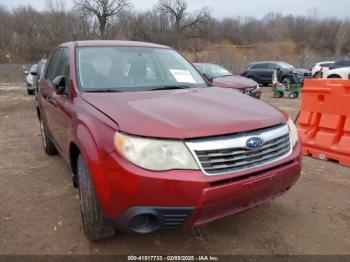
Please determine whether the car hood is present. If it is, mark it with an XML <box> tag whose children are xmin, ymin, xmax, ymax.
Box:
<box><xmin>81</xmin><ymin>87</ymin><xmax>286</xmax><ymax>139</ymax></box>
<box><xmin>212</xmin><ymin>76</ymin><xmax>257</xmax><ymax>89</ymax></box>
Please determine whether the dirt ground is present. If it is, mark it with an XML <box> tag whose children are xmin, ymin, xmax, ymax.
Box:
<box><xmin>0</xmin><ymin>85</ymin><xmax>349</xmax><ymax>255</ymax></box>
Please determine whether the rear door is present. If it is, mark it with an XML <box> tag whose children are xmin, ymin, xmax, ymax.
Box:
<box><xmin>40</xmin><ymin>48</ymin><xmax>62</xmax><ymax>139</ymax></box>
<box><xmin>250</xmin><ymin>63</ymin><xmax>271</xmax><ymax>82</ymax></box>
<box><xmin>40</xmin><ymin>47</ymin><xmax>72</xmax><ymax>158</ymax></box>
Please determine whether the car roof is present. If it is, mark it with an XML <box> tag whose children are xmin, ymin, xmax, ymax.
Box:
<box><xmin>249</xmin><ymin>61</ymin><xmax>287</xmax><ymax>64</ymax></box>
<box><xmin>59</xmin><ymin>40</ymin><xmax>170</xmax><ymax>49</ymax></box>
<box><xmin>316</xmin><ymin>61</ymin><xmax>334</xmax><ymax>64</ymax></box>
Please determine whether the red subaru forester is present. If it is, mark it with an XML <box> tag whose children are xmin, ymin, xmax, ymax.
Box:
<box><xmin>37</xmin><ymin>41</ymin><xmax>302</xmax><ymax>240</ymax></box>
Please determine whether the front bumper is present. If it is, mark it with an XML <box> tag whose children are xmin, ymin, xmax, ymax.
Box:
<box><xmin>90</xmin><ymin>140</ymin><xmax>302</xmax><ymax>232</ymax></box>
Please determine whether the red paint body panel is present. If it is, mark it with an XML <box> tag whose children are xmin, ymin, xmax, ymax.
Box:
<box><xmin>81</xmin><ymin>87</ymin><xmax>283</xmax><ymax>138</ymax></box>
<box><xmin>212</xmin><ymin>75</ymin><xmax>257</xmax><ymax>89</ymax></box>
<box><xmin>91</xmin><ymin>141</ymin><xmax>301</xmax><ymax>226</ymax></box>
<box><xmin>37</xmin><ymin>41</ymin><xmax>302</xmax><ymax>232</ymax></box>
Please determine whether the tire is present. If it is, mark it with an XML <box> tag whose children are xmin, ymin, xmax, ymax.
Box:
<box><xmin>27</xmin><ymin>89</ymin><xmax>34</xmax><ymax>95</ymax></box>
<box><xmin>273</xmin><ymin>92</ymin><xmax>280</xmax><ymax>98</ymax></box>
<box><xmin>39</xmin><ymin>119</ymin><xmax>58</xmax><ymax>155</ymax></box>
<box><xmin>289</xmin><ymin>92</ymin><xmax>297</xmax><ymax>99</ymax></box>
<box><xmin>77</xmin><ymin>155</ymin><xmax>115</xmax><ymax>241</ymax></box>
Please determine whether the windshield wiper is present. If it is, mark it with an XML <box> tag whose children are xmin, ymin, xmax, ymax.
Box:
<box><xmin>84</xmin><ymin>88</ymin><xmax>122</xmax><ymax>93</ymax></box>
<box><xmin>149</xmin><ymin>85</ymin><xmax>191</xmax><ymax>91</ymax></box>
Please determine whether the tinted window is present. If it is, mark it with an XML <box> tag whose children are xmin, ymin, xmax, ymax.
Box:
<box><xmin>335</xmin><ymin>60</ymin><xmax>350</xmax><ymax>66</ymax></box>
<box><xmin>267</xmin><ymin>63</ymin><xmax>278</xmax><ymax>69</ymax></box>
<box><xmin>45</xmin><ymin>49</ymin><xmax>61</xmax><ymax>81</ymax></box>
<box><xmin>277</xmin><ymin>62</ymin><xmax>295</xmax><ymax>69</ymax></box>
<box><xmin>320</xmin><ymin>63</ymin><xmax>333</xmax><ymax>67</ymax></box>
<box><xmin>251</xmin><ymin>63</ymin><xmax>268</xmax><ymax>69</ymax></box>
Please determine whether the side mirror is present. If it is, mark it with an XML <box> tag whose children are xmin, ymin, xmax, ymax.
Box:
<box><xmin>274</xmin><ymin>67</ymin><xmax>281</xmax><ymax>71</ymax></box>
<box><xmin>52</xmin><ymin>75</ymin><xmax>67</xmax><ymax>95</ymax></box>
<box><xmin>24</xmin><ymin>70</ymin><xmax>29</xmax><ymax>75</ymax></box>
<box><xmin>202</xmin><ymin>73</ymin><xmax>213</xmax><ymax>83</ymax></box>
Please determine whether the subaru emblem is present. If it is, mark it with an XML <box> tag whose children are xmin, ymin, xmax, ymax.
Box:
<box><xmin>246</xmin><ymin>137</ymin><xmax>264</xmax><ymax>150</ymax></box>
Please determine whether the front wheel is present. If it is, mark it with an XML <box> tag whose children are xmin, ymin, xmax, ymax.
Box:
<box><xmin>77</xmin><ymin>155</ymin><xmax>115</xmax><ymax>241</ymax></box>
<box><xmin>289</xmin><ymin>92</ymin><xmax>298</xmax><ymax>99</ymax></box>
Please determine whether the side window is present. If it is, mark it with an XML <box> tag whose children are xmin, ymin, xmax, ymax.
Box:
<box><xmin>55</xmin><ymin>48</ymin><xmax>70</xmax><ymax>79</ymax></box>
<box><xmin>267</xmin><ymin>63</ymin><xmax>277</xmax><ymax>69</ymax></box>
<box><xmin>45</xmin><ymin>49</ymin><xmax>62</xmax><ymax>81</ymax></box>
<box><xmin>252</xmin><ymin>63</ymin><xmax>268</xmax><ymax>69</ymax></box>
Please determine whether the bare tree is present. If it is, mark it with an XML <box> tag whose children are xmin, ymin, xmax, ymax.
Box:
<box><xmin>157</xmin><ymin>0</ymin><xmax>210</xmax><ymax>33</ymax></box>
<box><xmin>74</xmin><ymin>0</ymin><xmax>131</xmax><ymax>39</ymax></box>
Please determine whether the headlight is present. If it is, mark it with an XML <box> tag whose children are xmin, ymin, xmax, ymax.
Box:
<box><xmin>114</xmin><ymin>132</ymin><xmax>199</xmax><ymax>171</ymax></box>
<box><xmin>287</xmin><ymin>118</ymin><xmax>299</xmax><ymax>147</ymax></box>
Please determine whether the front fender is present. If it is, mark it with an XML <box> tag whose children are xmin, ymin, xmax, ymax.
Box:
<box><xmin>73</xmin><ymin>107</ymin><xmax>119</xmax><ymax>215</ymax></box>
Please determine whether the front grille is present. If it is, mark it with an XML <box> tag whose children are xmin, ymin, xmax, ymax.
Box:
<box><xmin>186</xmin><ymin>124</ymin><xmax>291</xmax><ymax>175</ymax></box>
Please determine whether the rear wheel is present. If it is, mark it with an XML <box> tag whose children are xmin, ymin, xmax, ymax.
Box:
<box><xmin>27</xmin><ymin>89</ymin><xmax>34</xmax><ymax>95</ymax></box>
<box><xmin>289</xmin><ymin>92</ymin><xmax>298</xmax><ymax>99</ymax></box>
<box><xmin>77</xmin><ymin>154</ymin><xmax>115</xmax><ymax>241</ymax></box>
<box><xmin>39</xmin><ymin>119</ymin><xmax>58</xmax><ymax>155</ymax></box>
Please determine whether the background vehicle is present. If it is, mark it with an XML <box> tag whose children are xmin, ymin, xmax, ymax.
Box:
<box><xmin>34</xmin><ymin>59</ymin><xmax>47</xmax><ymax>98</ymax></box>
<box><xmin>323</xmin><ymin>66</ymin><xmax>350</xmax><ymax>79</ymax></box>
<box><xmin>241</xmin><ymin>61</ymin><xmax>311</xmax><ymax>86</ymax></box>
<box><xmin>328</xmin><ymin>59</ymin><xmax>350</xmax><ymax>70</ymax></box>
<box><xmin>37</xmin><ymin>41</ymin><xmax>301</xmax><ymax>241</ymax></box>
<box><xmin>24</xmin><ymin>64</ymin><xmax>38</xmax><ymax>95</ymax></box>
<box><xmin>194</xmin><ymin>63</ymin><xmax>261</xmax><ymax>99</ymax></box>
<box><xmin>311</xmin><ymin>61</ymin><xmax>334</xmax><ymax>77</ymax></box>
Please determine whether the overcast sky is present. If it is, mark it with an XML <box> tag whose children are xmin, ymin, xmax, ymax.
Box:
<box><xmin>1</xmin><ymin>0</ymin><xmax>350</xmax><ymax>19</ymax></box>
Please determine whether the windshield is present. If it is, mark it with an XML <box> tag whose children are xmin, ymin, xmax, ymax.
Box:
<box><xmin>197</xmin><ymin>64</ymin><xmax>232</xmax><ymax>78</ymax></box>
<box><xmin>30</xmin><ymin>64</ymin><xmax>38</xmax><ymax>73</ymax></box>
<box><xmin>76</xmin><ymin>47</ymin><xmax>207</xmax><ymax>92</ymax></box>
<box><xmin>277</xmin><ymin>62</ymin><xmax>295</xmax><ymax>69</ymax></box>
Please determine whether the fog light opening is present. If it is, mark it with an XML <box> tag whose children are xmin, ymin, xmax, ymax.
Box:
<box><xmin>130</xmin><ymin>214</ymin><xmax>161</xmax><ymax>233</ymax></box>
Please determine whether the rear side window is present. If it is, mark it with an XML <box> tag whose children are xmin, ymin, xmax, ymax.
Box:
<box><xmin>251</xmin><ymin>63</ymin><xmax>268</xmax><ymax>69</ymax></box>
<box><xmin>267</xmin><ymin>63</ymin><xmax>278</xmax><ymax>69</ymax></box>
<box><xmin>45</xmin><ymin>49</ymin><xmax>62</xmax><ymax>81</ymax></box>
<box><xmin>335</xmin><ymin>60</ymin><xmax>350</xmax><ymax>66</ymax></box>
<box><xmin>320</xmin><ymin>63</ymin><xmax>333</xmax><ymax>67</ymax></box>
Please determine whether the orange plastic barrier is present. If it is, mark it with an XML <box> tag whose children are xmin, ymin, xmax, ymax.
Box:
<box><xmin>298</xmin><ymin>79</ymin><xmax>350</xmax><ymax>167</ymax></box>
